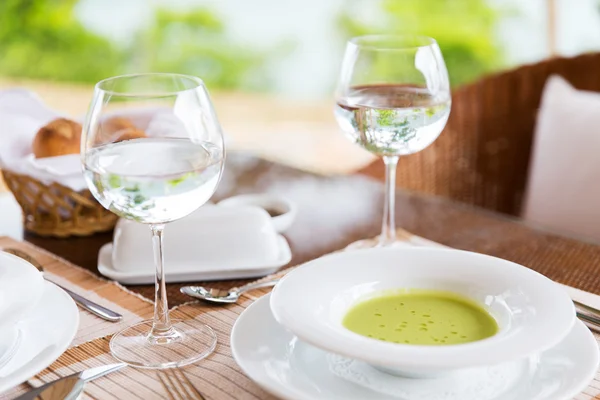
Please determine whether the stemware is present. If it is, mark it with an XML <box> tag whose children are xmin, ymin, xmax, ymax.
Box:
<box><xmin>334</xmin><ymin>35</ymin><xmax>451</xmax><ymax>246</ymax></box>
<box><xmin>81</xmin><ymin>73</ymin><xmax>225</xmax><ymax>368</ymax></box>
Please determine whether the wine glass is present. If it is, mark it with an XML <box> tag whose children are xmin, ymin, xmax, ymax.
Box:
<box><xmin>334</xmin><ymin>35</ymin><xmax>451</xmax><ymax>247</ymax></box>
<box><xmin>81</xmin><ymin>73</ymin><xmax>225</xmax><ymax>369</ymax></box>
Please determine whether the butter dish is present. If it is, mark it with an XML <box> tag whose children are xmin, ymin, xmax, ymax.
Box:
<box><xmin>97</xmin><ymin>204</ymin><xmax>291</xmax><ymax>284</ymax></box>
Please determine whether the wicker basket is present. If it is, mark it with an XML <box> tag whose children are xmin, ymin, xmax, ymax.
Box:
<box><xmin>1</xmin><ymin>169</ymin><xmax>117</xmax><ymax>237</ymax></box>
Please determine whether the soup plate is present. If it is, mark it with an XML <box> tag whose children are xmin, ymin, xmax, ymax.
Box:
<box><xmin>270</xmin><ymin>247</ymin><xmax>575</xmax><ymax>377</ymax></box>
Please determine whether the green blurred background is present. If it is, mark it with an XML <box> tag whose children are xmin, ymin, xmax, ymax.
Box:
<box><xmin>0</xmin><ymin>0</ymin><xmax>510</xmax><ymax>92</ymax></box>
<box><xmin>4</xmin><ymin>0</ymin><xmax>600</xmax><ymax>97</ymax></box>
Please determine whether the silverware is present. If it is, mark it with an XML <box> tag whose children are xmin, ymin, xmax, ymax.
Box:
<box><xmin>55</xmin><ymin>284</ymin><xmax>123</xmax><ymax>322</ymax></box>
<box><xmin>15</xmin><ymin>362</ymin><xmax>125</xmax><ymax>400</ymax></box>
<box><xmin>3</xmin><ymin>248</ymin><xmax>123</xmax><ymax>322</ymax></box>
<box><xmin>180</xmin><ymin>267</ymin><xmax>293</xmax><ymax>304</ymax></box>
<box><xmin>181</xmin><ymin>278</ymin><xmax>279</xmax><ymax>304</ymax></box>
<box><xmin>577</xmin><ymin>311</ymin><xmax>600</xmax><ymax>333</ymax></box>
<box><xmin>573</xmin><ymin>299</ymin><xmax>600</xmax><ymax>317</ymax></box>
<box><xmin>158</xmin><ymin>368</ymin><xmax>205</xmax><ymax>400</ymax></box>
<box><xmin>573</xmin><ymin>299</ymin><xmax>600</xmax><ymax>333</ymax></box>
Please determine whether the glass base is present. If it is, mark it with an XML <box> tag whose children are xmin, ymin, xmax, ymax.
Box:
<box><xmin>109</xmin><ymin>319</ymin><xmax>217</xmax><ymax>369</ymax></box>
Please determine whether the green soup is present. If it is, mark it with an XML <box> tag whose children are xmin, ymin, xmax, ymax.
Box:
<box><xmin>342</xmin><ymin>290</ymin><xmax>498</xmax><ymax>345</ymax></box>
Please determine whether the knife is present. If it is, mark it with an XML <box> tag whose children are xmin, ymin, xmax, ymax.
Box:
<box><xmin>15</xmin><ymin>363</ymin><xmax>126</xmax><ymax>400</ymax></box>
<box><xmin>54</xmin><ymin>284</ymin><xmax>123</xmax><ymax>322</ymax></box>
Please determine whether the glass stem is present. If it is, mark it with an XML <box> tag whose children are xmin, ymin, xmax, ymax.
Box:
<box><xmin>380</xmin><ymin>156</ymin><xmax>399</xmax><ymax>245</ymax></box>
<box><xmin>149</xmin><ymin>224</ymin><xmax>172</xmax><ymax>337</ymax></box>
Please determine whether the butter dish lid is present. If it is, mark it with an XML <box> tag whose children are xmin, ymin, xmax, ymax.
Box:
<box><xmin>104</xmin><ymin>204</ymin><xmax>291</xmax><ymax>283</ymax></box>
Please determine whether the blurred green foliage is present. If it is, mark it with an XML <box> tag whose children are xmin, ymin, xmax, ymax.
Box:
<box><xmin>0</xmin><ymin>0</ymin><xmax>124</xmax><ymax>83</ymax></box>
<box><xmin>0</xmin><ymin>0</ymin><xmax>505</xmax><ymax>90</ymax></box>
<box><xmin>340</xmin><ymin>0</ymin><xmax>507</xmax><ymax>87</ymax></box>
<box><xmin>0</xmin><ymin>0</ymin><xmax>270</xmax><ymax>90</ymax></box>
<box><xmin>132</xmin><ymin>8</ymin><xmax>270</xmax><ymax>91</ymax></box>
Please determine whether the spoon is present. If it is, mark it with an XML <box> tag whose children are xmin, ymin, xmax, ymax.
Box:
<box><xmin>181</xmin><ymin>278</ymin><xmax>280</xmax><ymax>304</ymax></box>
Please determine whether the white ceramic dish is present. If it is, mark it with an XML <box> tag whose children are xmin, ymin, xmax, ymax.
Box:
<box><xmin>0</xmin><ymin>281</ymin><xmax>79</xmax><ymax>394</ymax></box>
<box><xmin>218</xmin><ymin>194</ymin><xmax>297</xmax><ymax>233</ymax></box>
<box><xmin>0</xmin><ymin>251</ymin><xmax>44</xmax><ymax>332</ymax></box>
<box><xmin>270</xmin><ymin>247</ymin><xmax>575</xmax><ymax>376</ymax></box>
<box><xmin>232</xmin><ymin>294</ymin><xmax>599</xmax><ymax>400</ymax></box>
<box><xmin>98</xmin><ymin>235</ymin><xmax>291</xmax><ymax>284</ymax></box>
<box><xmin>101</xmin><ymin>204</ymin><xmax>292</xmax><ymax>284</ymax></box>
<box><xmin>111</xmin><ymin>205</ymin><xmax>285</xmax><ymax>273</ymax></box>
<box><xmin>0</xmin><ymin>193</ymin><xmax>23</xmax><ymax>240</ymax></box>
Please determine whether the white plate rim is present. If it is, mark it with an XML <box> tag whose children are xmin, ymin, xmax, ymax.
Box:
<box><xmin>0</xmin><ymin>281</ymin><xmax>79</xmax><ymax>394</ymax></box>
<box><xmin>231</xmin><ymin>294</ymin><xmax>313</xmax><ymax>400</ymax></box>
<box><xmin>232</xmin><ymin>293</ymin><xmax>599</xmax><ymax>400</ymax></box>
<box><xmin>97</xmin><ymin>235</ymin><xmax>292</xmax><ymax>284</ymax></box>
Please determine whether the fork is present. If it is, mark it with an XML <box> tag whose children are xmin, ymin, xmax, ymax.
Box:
<box><xmin>158</xmin><ymin>369</ymin><xmax>205</xmax><ymax>400</ymax></box>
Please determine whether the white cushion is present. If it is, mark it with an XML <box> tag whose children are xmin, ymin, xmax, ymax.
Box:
<box><xmin>523</xmin><ymin>75</ymin><xmax>600</xmax><ymax>241</ymax></box>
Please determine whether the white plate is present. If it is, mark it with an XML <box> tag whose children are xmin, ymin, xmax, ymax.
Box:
<box><xmin>0</xmin><ymin>251</ymin><xmax>45</xmax><ymax>332</ymax></box>
<box><xmin>232</xmin><ymin>294</ymin><xmax>599</xmax><ymax>400</ymax></box>
<box><xmin>270</xmin><ymin>247</ymin><xmax>575</xmax><ymax>375</ymax></box>
<box><xmin>0</xmin><ymin>281</ymin><xmax>79</xmax><ymax>394</ymax></box>
<box><xmin>98</xmin><ymin>236</ymin><xmax>291</xmax><ymax>284</ymax></box>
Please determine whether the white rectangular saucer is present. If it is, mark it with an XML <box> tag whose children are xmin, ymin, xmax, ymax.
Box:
<box><xmin>97</xmin><ymin>236</ymin><xmax>291</xmax><ymax>285</ymax></box>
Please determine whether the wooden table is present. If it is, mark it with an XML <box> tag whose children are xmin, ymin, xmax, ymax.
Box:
<box><xmin>24</xmin><ymin>153</ymin><xmax>600</xmax><ymax>305</ymax></box>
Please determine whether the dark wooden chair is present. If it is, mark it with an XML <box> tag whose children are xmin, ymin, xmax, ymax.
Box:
<box><xmin>358</xmin><ymin>53</ymin><xmax>600</xmax><ymax>216</ymax></box>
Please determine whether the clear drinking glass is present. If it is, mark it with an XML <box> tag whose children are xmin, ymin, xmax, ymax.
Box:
<box><xmin>335</xmin><ymin>35</ymin><xmax>451</xmax><ymax>247</ymax></box>
<box><xmin>81</xmin><ymin>73</ymin><xmax>225</xmax><ymax>369</ymax></box>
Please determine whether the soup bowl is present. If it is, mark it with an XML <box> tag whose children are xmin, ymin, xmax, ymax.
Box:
<box><xmin>270</xmin><ymin>247</ymin><xmax>575</xmax><ymax>377</ymax></box>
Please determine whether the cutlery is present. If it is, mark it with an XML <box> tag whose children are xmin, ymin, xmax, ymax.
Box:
<box><xmin>3</xmin><ymin>248</ymin><xmax>123</xmax><ymax>322</ymax></box>
<box><xmin>158</xmin><ymin>368</ymin><xmax>205</xmax><ymax>400</ymax></box>
<box><xmin>577</xmin><ymin>311</ymin><xmax>600</xmax><ymax>333</ymax></box>
<box><xmin>181</xmin><ymin>278</ymin><xmax>280</xmax><ymax>304</ymax></box>
<box><xmin>573</xmin><ymin>299</ymin><xmax>600</xmax><ymax>317</ymax></box>
<box><xmin>180</xmin><ymin>266</ymin><xmax>294</xmax><ymax>304</ymax></box>
<box><xmin>15</xmin><ymin>363</ymin><xmax>125</xmax><ymax>400</ymax></box>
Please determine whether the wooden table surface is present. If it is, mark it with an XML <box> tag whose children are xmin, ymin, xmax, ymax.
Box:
<box><xmin>24</xmin><ymin>153</ymin><xmax>600</xmax><ymax>306</ymax></box>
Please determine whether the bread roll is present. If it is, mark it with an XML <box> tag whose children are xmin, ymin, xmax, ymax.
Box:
<box><xmin>98</xmin><ymin>117</ymin><xmax>146</xmax><ymax>144</ymax></box>
<box><xmin>32</xmin><ymin>118</ymin><xmax>82</xmax><ymax>158</ymax></box>
<box><xmin>116</xmin><ymin>128</ymin><xmax>146</xmax><ymax>142</ymax></box>
<box><xmin>103</xmin><ymin>117</ymin><xmax>135</xmax><ymax>135</ymax></box>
